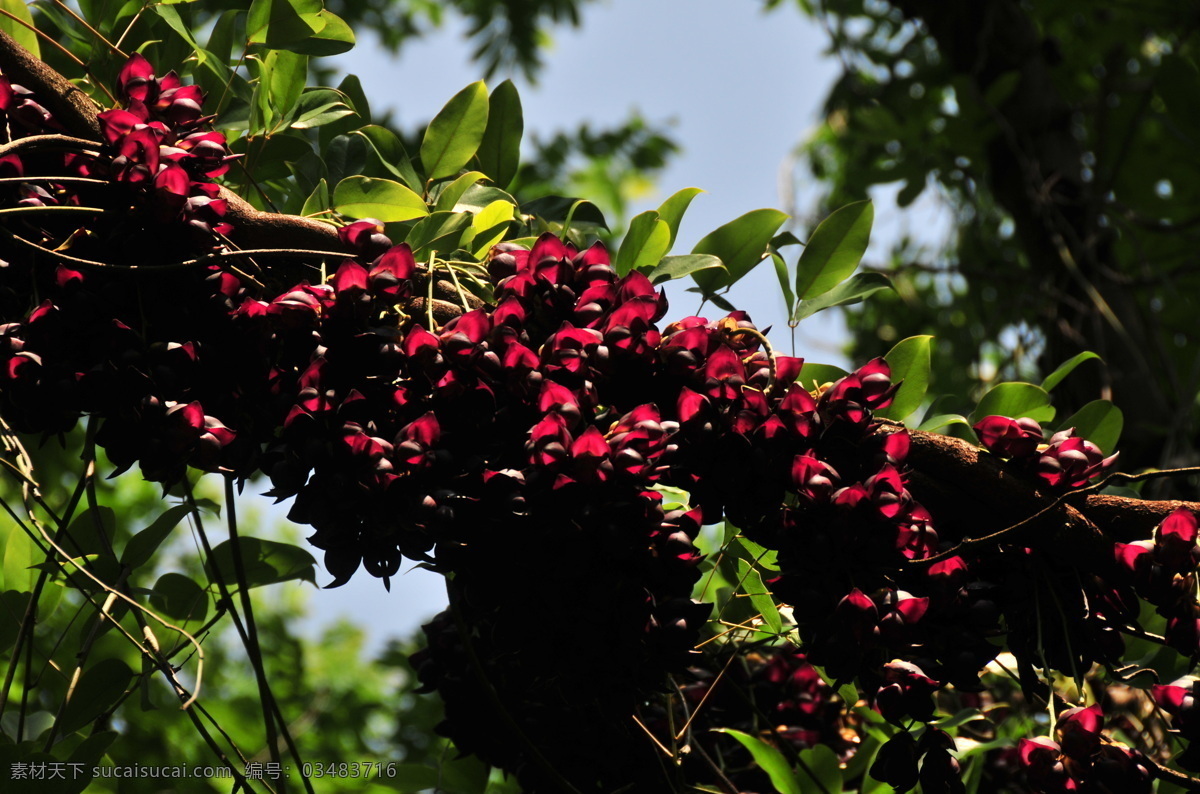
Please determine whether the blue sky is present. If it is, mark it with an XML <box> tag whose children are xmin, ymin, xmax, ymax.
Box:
<box><xmin>284</xmin><ymin>0</ymin><xmax>945</xmax><ymax>646</ymax></box>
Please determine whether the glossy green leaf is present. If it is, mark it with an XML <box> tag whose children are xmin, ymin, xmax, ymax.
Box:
<box><xmin>284</xmin><ymin>10</ymin><xmax>356</xmax><ymax>56</ymax></box>
<box><xmin>792</xmin><ymin>271</ymin><xmax>892</xmax><ymax>322</ymax></box>
<box><xmin>0</xmin><ymin>0</ymin><xmax>39</xmax><ymax>57</ymax></box>
<box><xmin>713</xmin><ymin>729</ymin><xmax>802</xmax><ymax>794</ymax></box>
<box><xmin>795</xmin><ymin>200</ymin><xmax>874</xmax><ymax>299</ymax></box>
<box><xmin>1060</xmin><ymin>400</ymin><xmax>1124</xmax><ymax>454</ymax></box>
<box><xmin>735</xmin><ymin>559</ymin><xmax>783</xmax><ymax>634</ymax></box>
<box><xmin>1041</xmin><ymin>351</ymin><xmax>1101</xmax><ymax>392</ymax></box>
<box><xmin>455</xmin><ymin>183</ymin><xmax>519</xmax><ymax>213</ymax></box>
<box><xmin>794</xmin><ymin>744</ymin><xmax>844</xmax><ymax>794</ymax></box>
<box><xmin>247</xmin><ymin>0</ymin><xmax>324</xmax><ymax>48</ymax></box>
<box><xmin>616</xmin><ymin>210</ymin><xmax>671</xmax><ymax>276</ymax></box>
<box><xmin>301</xmin><ymin>178</ymin><xmax>331</xmax><ymax>218</ymax></box>
<box><xmin>691</xmin><ymin>208</ymin><xmax>790</xmax><ymax>294</ymax></box>
<box><xmin>120</xmin><ymin>505</ymin><xmax>192</xmax><ymax>570</ymax></box>
<box><xmin>291</xmin><ymin>90</ymin><xmax>356</xmax><ymax>129</ymax></box>
<box><xmin>644</xmin><ymin>254</ymin><xmax>725</xmax><ymax>285</ymax></box>
<box><xmin>657</xmin><ymin>187</ymin><xmax>704</xmax><ymax>250</ymax></box>
<box><xmin>877</xmin><ymin>335</ymin><xmax>933</xmax><ymax>421</ymax></box>
<box><xmin>918</xmin><ymin>413</ymin><xmax>979</xmax><ymax>442</ymax></box>
<box><xmin>434</xmin><ymin>171</ymin><xmax>487</xmax><ymax>213</ymax></box>
<box><xmin>773</xmin><ymin>253</ymin><xmax>796</xmax><ymax>315</ymax></box>
<box><xmin>969</xmin><ymin>382</ymin><xmax>1055</xmax><ymax>425</ymax></box>
<box><xmin>468</xmin><ymin>199</ymin><xmax>516</xmax><ymax>257</ymax></box>
<box><xmin>206</xmin><ymin>537</ymin><xmax>317</xmax><ymax>590</ymax></box>
<box><xmin>798</xmin><ymin>363</ymin><xmax>848</xmax><ymax>389</ymax></box>
<box><xmin>149</xmin><ymin>573</ymin><xmax>209</xmax><ymax>621</ymax></box>
<box><xmin>58</xmin><ymin>659</ymin><xmax>132</xmax><ymax>736</ymax></box>
<box><xmin>334</xmin><ymin>176</ymin><xmax>428</xmax><ymax>222</ymax></box>
<box><xmin>265</xmin><ymin>49</ymin><xmax>307</xmax><ymax>119</ymax></box>
<box><xmin>421</xmin><ymin>82</ymin><xmax>490</xmax><ymax>182</ymax></box>
<box><xmin>476</xmin><ymin>79</ymin><xmax>523</xmax><ymax>189</ymax></box>
<box><xmin>354</xmin><ymin>126</ymin><xmax>422</xmax><ymax>192</ymax></box>
<box><xmin>153</xmin><ymin>4</ymin><xmax>205</xmax><ymax>63</ymax></box>
<box><xmin>406</xmin><ymin>211</ymin><xmax>472</xmax><ymax>255</ymax></box>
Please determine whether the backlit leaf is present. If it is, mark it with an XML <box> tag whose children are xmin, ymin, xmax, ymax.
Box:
<box><xmin>795</xmin><ymin>200</ymin><xmax>873</xmax><ymax>299</ymax></box>
<box><xmin>691</xmin><ymin>208</ymin><xmax>789</xmax><ymax>294</ymax></box>
<box><xmin>334</xmin><ymin>176</ymin><xmax>428</xmax><ymax>222</ymax></box>
<box><xmin>421</xmin><ymin>82</ymin><xmax>490</xmax><ymax>182</ymax></box>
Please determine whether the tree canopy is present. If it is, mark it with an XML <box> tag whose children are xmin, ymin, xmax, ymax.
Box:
<box><xmin>3</xmin><ymin>3</ymin><xmax>1200</xmax><ymax>794</ymax></box>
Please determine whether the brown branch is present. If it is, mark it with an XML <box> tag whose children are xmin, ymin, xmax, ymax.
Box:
<box><xmin>0</xmin><ymin>29</ymin><xmax>101</xmax><ymax>139</ymax></box>
<box><xmin>879</xmin><ymin>423</ymin><xmax>1200</xmax><ymax>568</ymax></box>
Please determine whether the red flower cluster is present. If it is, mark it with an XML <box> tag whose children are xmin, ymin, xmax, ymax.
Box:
<box><xmin>974</xmin><ymin>415</ymin><xmax>1118</xmax><ymax>489</ymax></box>
<box><xmin>1018</xmin><ymin>705</ymin><xmax>1152</xmax><ymax>793</ymax></box>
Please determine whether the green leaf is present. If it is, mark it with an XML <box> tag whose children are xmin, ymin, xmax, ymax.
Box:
<box><xmin>691</xmin><ymin>208</ymin><xmax>790</xmax><ymax>294</ymax></box>
<box><xmin>421</xmin><ymin>82</ymin><xmax>490</xmax><ymax>182</ymax></box>
<box><xmin>644</xmin><ymin>254</ymin><xmax>725</xmax><ymax>285</ymax></box>
<box><xmin>657</xmin><ymin>187</ymin><xmax>704</xmax><ymax>250</ymax></box>
<box><xmin>405</xmin><ymin>211</ymin><xmax>472</xmax><ymax>255</ymax></box>
<box><xmin>206</xmin><ymin>537</ymin><xmax>317</xmax><ymax>590</ymax></box>
<box><xmin>291</xmin><ymin>89</ymin><xmax>356</xmax><ymax>129</ymax></box>
<box><xmin>434</xmin><ymin>171</ymin><xmax>487</xmax><ymax>213</ymax></box>
<box><xmin>67</xmin><ymin>506</ymin><xmax>116</xmax><ymax>558</ymax></box>
<box><xmin>0</xmin><ymin>0</ymin><xmax>39</xmax><ymax>57</ymax></box>
<box><xmin>265</xmin><ymin>49</ymin><xmax>307</xmax><ymax>120</ymax></box>
<box><xmin>476</xmin><ymin>80</ymin><xmax>523</xmax><ymax>189</ymax></box>
<box><xmin>2</xmin><ymin>526</ymin><xmax>35</xmax><ymax>592</ymax></box>
<box><xmin>791</xmin><ymin>271</ymin><xmax>892</xmax><ymax>322</ymax></box>
<box><xmin>1157</xmin><ymin>55</ymin><xmax>1200</xmax><ymax>138</ymax></box>
<box><xmin>969</xmin><ymin>382</ymin><xmax>1055</xmax><ymax>425</ymax></box>
<box><xmin>795</xmin><ymin>200</ymin><xmax>874</xmax><ymax>299</ymax></box>
<box><xmin>153</xmin><ymin>4</ymin><xmax>205</xmax><ymax>62</ymax></box>
<box><xmin>735</xmin><ymin>559</ymin><xmax>783</xmax><ymax>634</ymax></box>
<box><xmin>616</xmin><ymin>210</ymin><xmax>671</xmax><ymax>276</ymax></box>
<box><xmin>284</xmin><ymin>10</ymin><xmax>356</xmax><ymax>56</ymax></box>
<box><xmin>713</xmin><ymin>729</ymin><xmax>802</xmax><ymax>794</ymax></box>
<box><xmin>120</xmin><ymin>505</ymin><xmax>191</xmax><ymax>570</ymax></box>
<box><xmin>1041</xmin><ymin>351</ymin><xmax>1101</xmax><ymax>392</ymax></box>
<box><xmin>521</xmin><ymin>195</ymin><xmax>608</xmax><ymax>230</ymax></box>
<box><xmin>58</xmin><ymin>659</ymin><xmax>132</xmax><ymax>736</ymax></box>
<box><xmin>149</xmin><ymin>573</ymin><xmax>209</xmax><ymax>621</ymax></box>
<box><xmin>247</xmin><ymin>0</ymin><xmax>324</xmax><ymax>48</ymax></box>
<box><xmin>877</xmin><ymin>335</ymin><xmax>933</xmax><ymax>421</ymax></box>
<box><xmin>918</xmin><ymin>413</ymin><xmax>979</xmax><ymax>442</ymax></box>
<box><xmin>334</xmin><ymin>176</ymin><xmax>428</xmax><ymax>222</ymax></box>
<box><xmin>798</xmin><ymin>363</ymin><xmax>848</xmax><ymax>389</ymax></box>
<box><xmin>468</xmin><ymin>199</ymin><xmax>516</xmax><ymax>257</ymax></box>
<box><xmin>387</xmin><ymin>765</ymin><xmax>442</xmax><ymax>793</ymax></box>
<box><xmin>1060</xmin><ymin>400</ymin><xmax>1124</xmax><ymax>454</ymax></box>
<box><xmin>773</xmin><ymin>253</ymin><xmax>796</xmax><ymax>315</ymax></box>
<box><xmin>301</xmin><ymin>177</ymin><xmax>331</xmax><ymax>218</ymax></box>
<box><xmin>354</xmin><ymin>126</ymin><xmax>423</xmax><ymax>192</ymax></box>
<box><xmin>795</xmin><ymin>744</ymin><xmax>844</xmax><ymax>794</ymax></box>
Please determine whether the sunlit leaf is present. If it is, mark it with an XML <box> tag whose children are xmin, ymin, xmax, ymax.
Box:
<box><xmin>1060</xmin><ymin>400</ymin><xmax>1123</xmax><ymax>454</ymax></box>
<box><xmin>616</xmin><ymin>210</ymin><xmax>671</xmax><ymax>275</ymax></box>
<box><xmin>657</xmin><ymin>187</ymin><xmax>703</xmax><ymax>250</ymax></box>
<box><xmin>285</xmin><ymin>10</ymin><xmax>355</xmax><ymax>56</ymax></box>
<box><xmin>795</xmin><ymin>200</ymin><xmax>873</xmax><ymax>299</ymax></box>
<box><xmin>877</xmin><ymin>335</ymin><xmax>933</xmax><ymax>421</ymax></box>
<box><xmin>794</xmin><ymin>745</ymin><xmax>844</xmax><ymax>794</ymax></box>
<box><xmin>798</xmin><ymin>362</ymin><xmax>848</xmax><ymax>390</ymax></box>
<box><xmin>691</xmin><ymin>208</ymin><xmax>789</xmax><ymax>294</ymax></box>
<box><xmin>334</xmin><ymin>176</ymin><xmax>428</xmax><ymax>222</ymax></box>
<box><xmin>0</xmin><ymin>0</ymin><xmax>39</xmax><ymax>57</ymax></box>
<box><xmin>713</xmin><ymin>729</ymin><xmax>802</xmax><ymax>794</ymax></box>
<box><xmin>735</xmin><ymin>559</ymin><xmax>783</xmax><ymax>634</ymax></box>
<box><xmin>433</xmin><ymin>171</ymin><xmax>487</xmax><ymax>213</ymax></box>
<box><xmin>792</xmin><ymin>271</ymin><xmax>892</xmax><ymax>322</ymax></box>
<box><xmin>644</xmin><ymin>254</ymin><xmax>725</xmax><ymax>285</ymax></box>
<box><xmin>468</xmin><ymin>199</ymin><xmax>516</xmax><ymax>257</ymax></box>
<box><xmin>969</xmin><ymin>382</ymin><xmax>1055</xmax><ymax>425</ymax></box>
<box><xmin>476</xmin><ymin>79</ymin><xmax>523</xmax><ymax>189</ymax></box>
<box><xmin>421</xmin><ymin>81</ymin><xmax>490</xmax><ymax>181</ymax></box>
